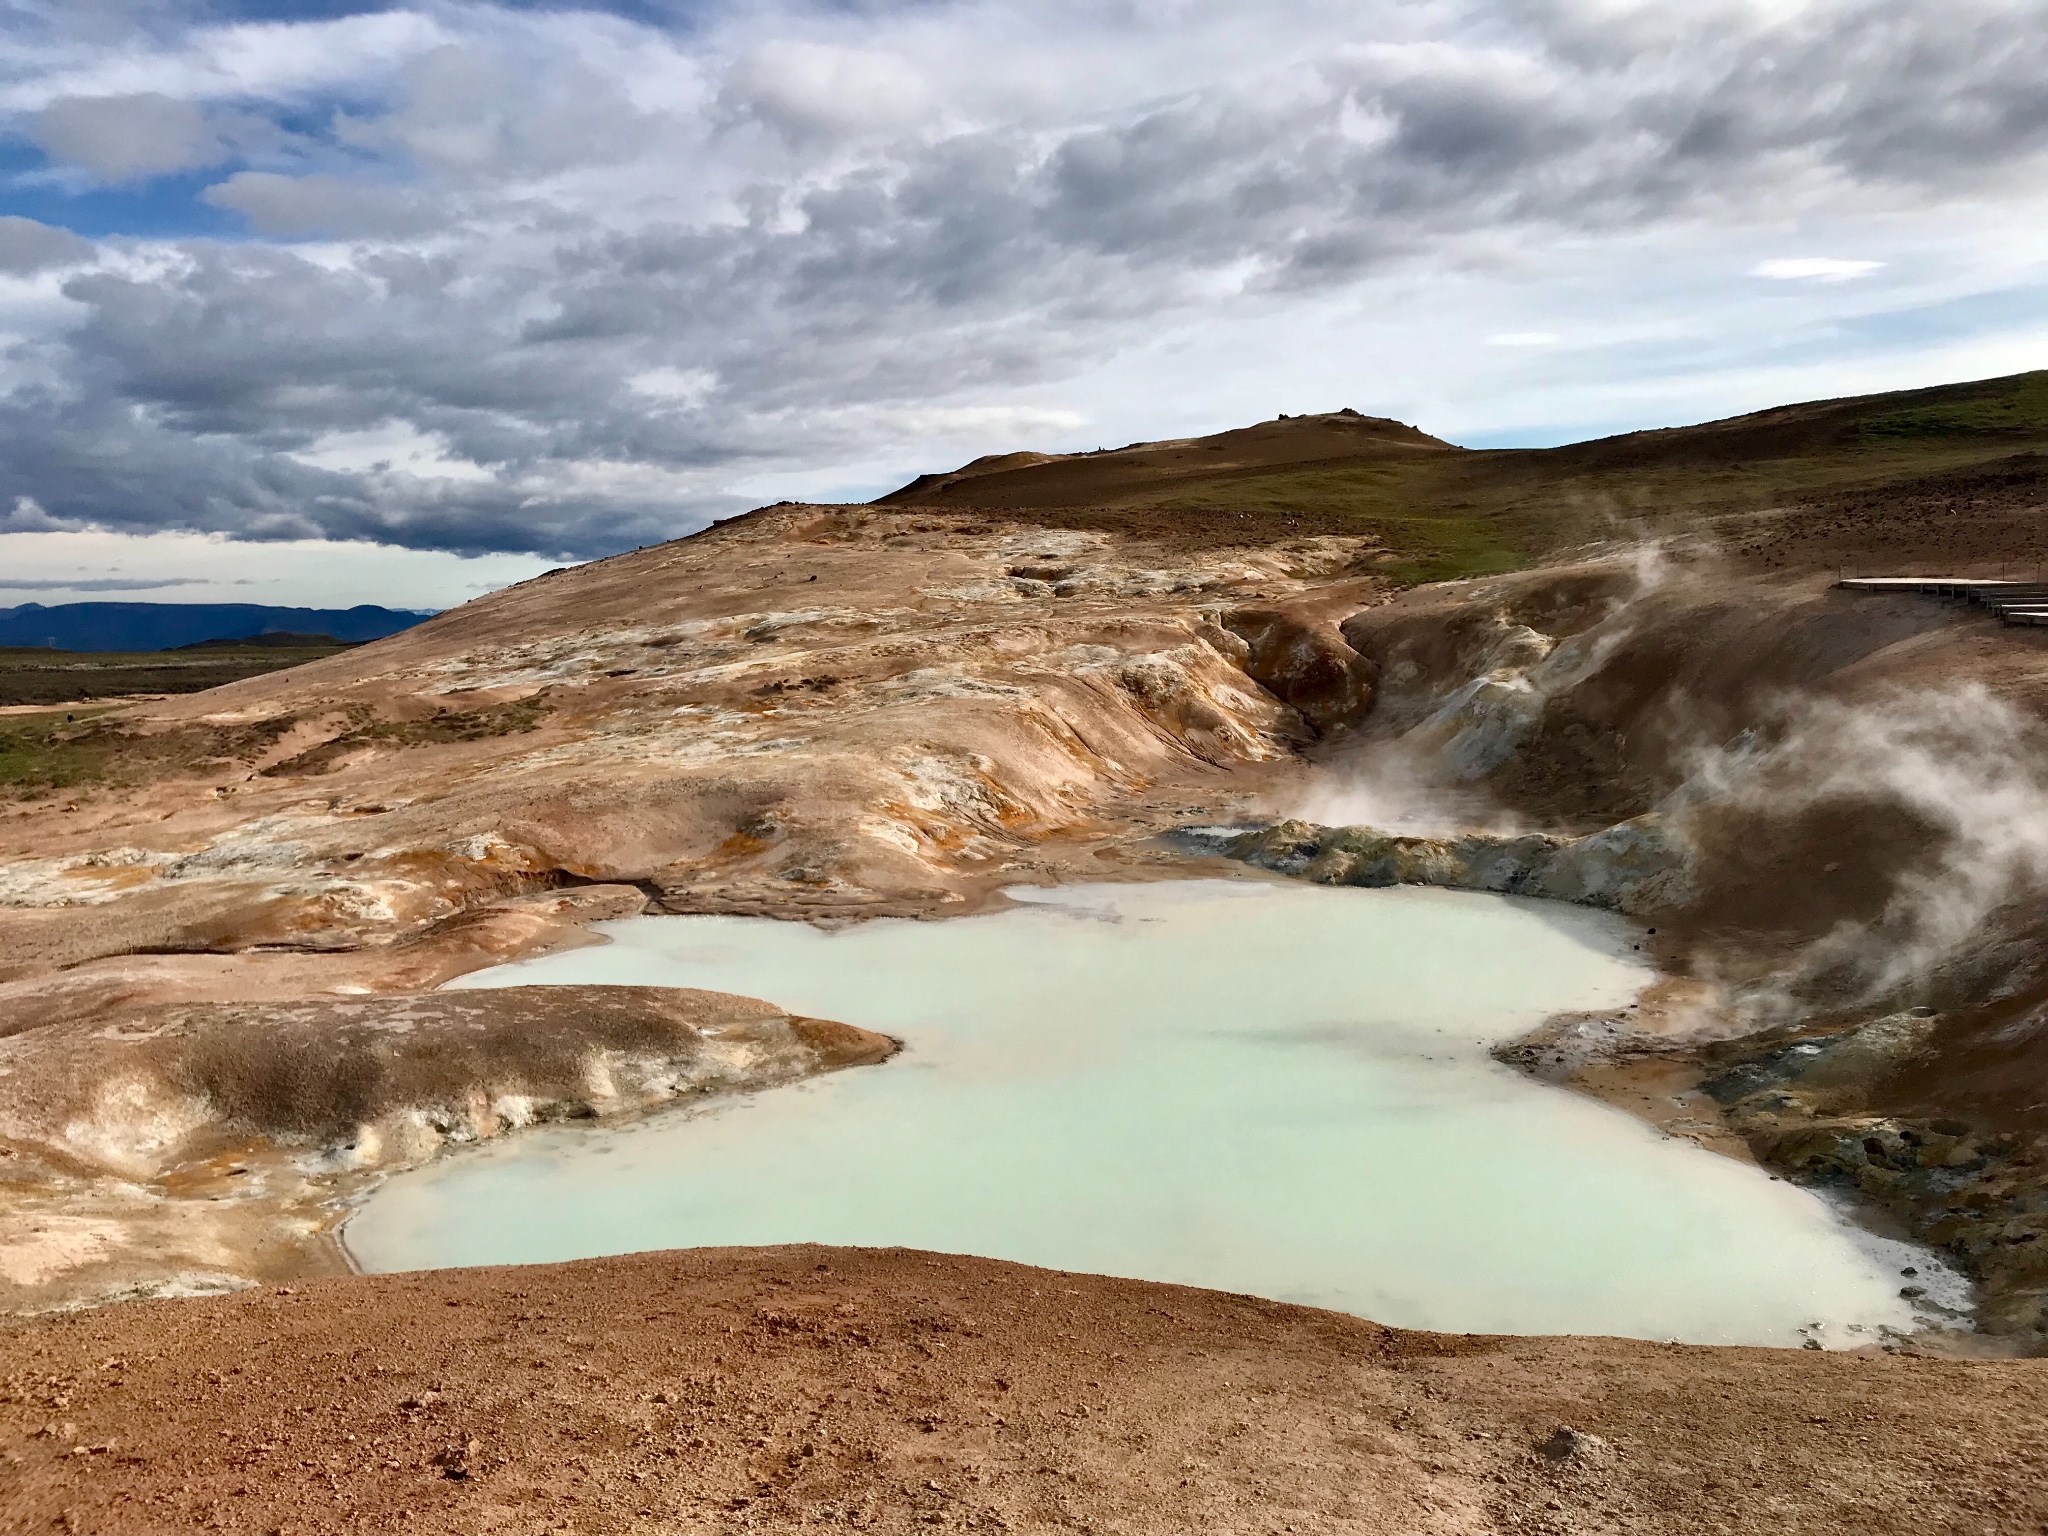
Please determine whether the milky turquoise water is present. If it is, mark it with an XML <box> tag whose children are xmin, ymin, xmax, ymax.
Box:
<box><xmin>344</xmin><ymin>880</ymin><xmax>1958</xmax><ymax>1345</ymax></box>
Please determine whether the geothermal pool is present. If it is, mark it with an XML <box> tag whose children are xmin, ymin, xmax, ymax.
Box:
<box><xmin>345</xmin><ymin>880</ymin><xmax>1958</xmax><ymax>1346</ymax></box>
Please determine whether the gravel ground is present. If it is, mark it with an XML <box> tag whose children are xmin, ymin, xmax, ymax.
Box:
<box><xmin>4</xmin><ymin>1244</ymin><xmax>2045</xmax><ymax>1535</ymax></box>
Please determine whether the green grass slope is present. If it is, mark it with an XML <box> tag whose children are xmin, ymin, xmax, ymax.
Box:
<box><xmin>880</xmin><ymin>370</ymin><xmax>2048</xmax><ymax>582</ymax></box>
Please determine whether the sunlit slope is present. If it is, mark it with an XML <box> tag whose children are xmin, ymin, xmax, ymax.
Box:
<box><xmin>881</xmin><ymin>370</ymin><xmax>2048</xmax><ymax>582</ymax></box>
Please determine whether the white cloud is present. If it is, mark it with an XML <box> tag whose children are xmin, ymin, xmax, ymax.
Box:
<box><xmin>1489</xmin><ymin>331</ymin><xmax>1562</xmax><ymax>346</ymax></box>
<box><xmin>6</xmin><ymin>495</ymin><xmax>76</xmax><ymax>532</ymax></box>
<box><xmin>628</xmin><ymin>367</ymin><xmax>720</xmax><ymax>408</ymax></box>
<box><xmin>721</xmin><ymin>41</ymin><xmax>932</xmax><ymax>143</ymax></box>
<box><xmin>285</xmin><ymin>423</ymin><xmax>496</xmax><ymax>484</ymax></box>
<box><xmin>0</xmin><ymin>13</ymin><xmax>447</xmax><ymax>113</ymax></box>
<box><xmin>1751</xmin><ymin>257</ymin><xmax>1886</xmax><ymax>282</ymax></box>
<box><xmin>838</xmin><ymin>405</ymin><xmax>1091</xmax><ymax>438</ymax></box>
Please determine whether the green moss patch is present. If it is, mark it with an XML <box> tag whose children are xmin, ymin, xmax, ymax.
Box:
<box><xmin>0</xmin><ymin>710</ymin><xmax>296</xmax><ymax>799</ymax></box>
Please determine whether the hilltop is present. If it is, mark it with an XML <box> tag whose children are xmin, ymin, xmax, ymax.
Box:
<box><xmin>883</xmin><ymin>370</ymin><xmax>2048</xmax><ymax>582</ymax></box>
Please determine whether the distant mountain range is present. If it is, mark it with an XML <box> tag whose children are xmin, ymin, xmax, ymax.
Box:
<box><xmin>0</xmin><ymin>602</ymin><xmax>434</xmax><ymax>653</ymax></box>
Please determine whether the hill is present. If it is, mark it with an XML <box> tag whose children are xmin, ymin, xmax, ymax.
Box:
<box><xmin>882</xmin><ymin>370</ymin><xmax>2048</xmax><ymax>583</ymax></box>
<box><xmin>880</xmin><ymin>408</ymin><xmax>1455</xmax><ymax>507</ymax></box>
<box><xmin>171</xmin><ymin>632</ymin><xmax>352</xmax><ymax>650</ymax></box>
<box><xmin>0</xmin><ymin>602</ymin><xmax>430</xmax><ymax>653</ymax></box>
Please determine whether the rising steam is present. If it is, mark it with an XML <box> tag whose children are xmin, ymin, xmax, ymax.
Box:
<box><xmin>1295</xmin><ymin>544</ymin><xmax>1671</xmax><ymax>836</ymax></box>
<box><xmin>1678</xmin><ymin>682</ymin><xmax>2048</xmax><ymax>1009</ymax></box>
<box><xmin>1292</xmin><ymin>544</ymin><xmax>2048</xmax><ymax>1011</ymax></box>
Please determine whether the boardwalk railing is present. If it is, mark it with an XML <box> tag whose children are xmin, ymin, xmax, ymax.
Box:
<box><xmin>1836</xmin><ymin>577</ymin><xmax>2048</xmax><ymax>626</ymax></box>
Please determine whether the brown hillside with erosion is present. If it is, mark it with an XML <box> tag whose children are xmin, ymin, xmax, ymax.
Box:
<box><xmin>0</xmin><ymin>501</ymin><xmax>1387</xmax><ymax>1307</ymax></box>
<box><xmin>9</xmin><ymin>372</ymin><xmax>2048</xmax><ymax>1522</ymax></box>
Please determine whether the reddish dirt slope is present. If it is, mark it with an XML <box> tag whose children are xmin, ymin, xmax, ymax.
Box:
<box><xmin>5</xmin><ymin>1246</ymin><xmax>2046</xmax><ymax>1536</ymax></box>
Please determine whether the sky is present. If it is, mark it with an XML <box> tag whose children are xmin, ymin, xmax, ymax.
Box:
<box><xmin>1</xmin><ymin>0</ymin><xmax>2046</xmax><ymax>608</ymax></box>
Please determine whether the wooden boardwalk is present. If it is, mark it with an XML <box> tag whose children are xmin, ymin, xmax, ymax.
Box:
<box><xmin>1838</xmin><ymin>576</ymin><xmax>2048</xmax><ymax>626</ymax></box>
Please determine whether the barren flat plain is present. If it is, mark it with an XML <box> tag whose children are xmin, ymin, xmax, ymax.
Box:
<box><xmin>7</xmin><ymin>370</ymin><xmax>2048</xmax><ymax>1532</ymax></box>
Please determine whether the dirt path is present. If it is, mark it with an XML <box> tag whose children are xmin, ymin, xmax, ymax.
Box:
<box><xmin>5</xmin><ymin>1245</ymin><xmax>2045</xmax><ymax>1535</ymax></box>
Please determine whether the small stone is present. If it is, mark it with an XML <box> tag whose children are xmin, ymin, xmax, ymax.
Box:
<box><xmin>1899</xmin><ymin>1285</ymin><xmax>1926</xmax><ymax>1299</ymax></box>
<box><xmin>1538</xmin><ymin>1426</ymin><xmax>1611</xmax><ymax>1463</ymax></box>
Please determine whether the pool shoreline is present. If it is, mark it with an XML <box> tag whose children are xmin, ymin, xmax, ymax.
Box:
<box><xmin>338</xmin><ymin>879</ymin><xmax>1974</xmax><ymax>1350</ymax></box>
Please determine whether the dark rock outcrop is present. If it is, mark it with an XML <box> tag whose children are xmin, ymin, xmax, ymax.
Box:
<box><xmin>1222</xmin><ymin>815</ymin><xmax>1692</xmax><ymax>915</ymax></box>
<box><xmin>0</xmin><ymin>985</ymin><xmax>895</xmax><ymax>1179</ymax></box>
<box><xmin>1221</xmin><ymin>609</ymin><xmax>1379</xmax><ymax>734</ymax></box>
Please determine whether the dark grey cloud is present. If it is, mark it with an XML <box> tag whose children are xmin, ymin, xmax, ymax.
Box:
<box><xmin>0</xmin><ymin>0</ymin><xmax>2045</xmax><ymax>558</ymax></box>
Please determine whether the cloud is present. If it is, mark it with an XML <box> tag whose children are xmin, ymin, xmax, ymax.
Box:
<box><xmin>0</xmin><ymin>1</ymin><xmax>2044</xmax><ymax>559</ymax></box>
<box><xmin>1752</xmin><ymin>258</ymin><xmax>1886</xmax><ymax>282</ymax></box>
<box><xmin>284</xmin><ymin>421</ymin><xmax>496</xmax><ymax>482</ymax></box>
<box><xmin>2</xmin><ymin>496</ymin><xmax>86</xmax><ymax>534</ymax></box>
<box><xmin>0</xmin><ymin>577</ymin><xmax>206</xmax><ymax>591</ymax></box>
<box><xmin>29</xmin><ymin>92</ymin><xmax>227</xmax><ymax>181</ymax></box>
<box><xmin>0</xmin><ymin>11</ymin><xmax>447</xmax><ymax>112</ymax></box>
<box><xmin>833</xmin><ymin>405</ymin><xmax>1090</xmax><ymax>438</ymax></box>
<box><xmin>629</xmin><ymin>367</ymin><xmax>719</xmax><ymax>406</ymax></box>
<box><xmin>0</xmin><ymin>526</ymin><xmax>559</xmax><ymax>608</ymax></box>
<box><xmin>0</xmin><ymin>216</ymin><xmax>95</xmax><ymax>275</ymax></box>
<box><xmin>201</xmin><ymin>171</ymin><xmax>437</xmax><ymax>237</ymax></box>
<box><xmin>720</xmin><ymin>41</ymin><xmax>930</xmax><ymax>144</ymax></box>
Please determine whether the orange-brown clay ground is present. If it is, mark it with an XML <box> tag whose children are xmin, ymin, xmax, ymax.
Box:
<box><xmin>4</xmin><ymin>1245</ymin><xmax>2047</xmax><ymax>1536</ymax></box>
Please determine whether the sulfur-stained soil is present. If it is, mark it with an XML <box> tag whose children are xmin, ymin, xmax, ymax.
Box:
<box><xmin>5</xmin><ymin>1245</ymin><xmax>2047</xmax><ymax>1536</ymax></box>
<box><xmin>0</xmin><ymin>983</ymin><xmax>894</xmax><ymax>1314</ymax></box>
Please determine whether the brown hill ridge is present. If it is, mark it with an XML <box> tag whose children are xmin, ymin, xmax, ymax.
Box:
<box><xmin>883</xmin><ymin>368</ymin><xmax>2048</xmax><ymax>583</ymax></box>
<box><xmin>881</xmin><ymin>408</ymin><xmax>1456</xmax><ymax>509</ymax></box>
